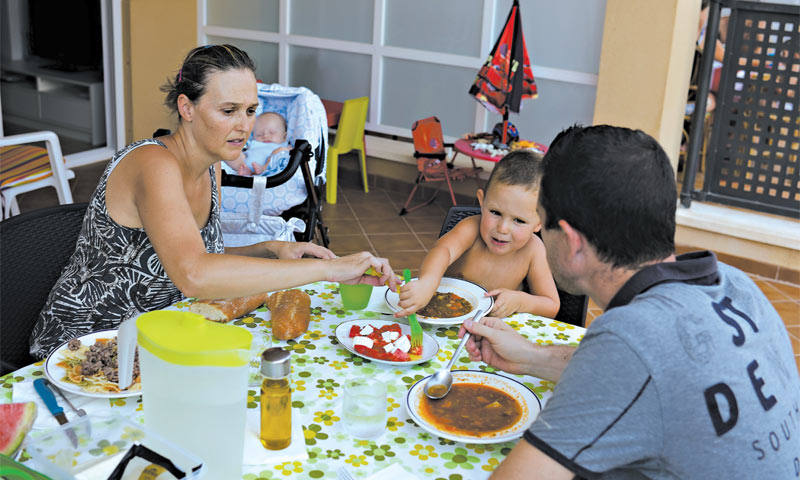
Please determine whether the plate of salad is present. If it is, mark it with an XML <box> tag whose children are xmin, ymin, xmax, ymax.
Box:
<box><xmin>335</xmin><ymin>319</ymin><xmax>439</xmax><ymax>366</ymax></box>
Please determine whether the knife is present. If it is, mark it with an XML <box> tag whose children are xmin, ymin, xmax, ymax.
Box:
<box><xmin>33</xmin><ymin>378</ymin><xmax>79</xmax><ymax>448</ymax></box>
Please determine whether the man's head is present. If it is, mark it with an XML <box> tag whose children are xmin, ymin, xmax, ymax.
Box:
<box><xmin>476</xmin><ymin>150</ymin><xmax>544</xmax><ymax>255</ymax></box>
<box><xmin>252</xmin><ymin>112</ymin><xmax>287</xmax><ymax>143</ymax></box>
<box><xmin>538</xmin><ymin>125</ymin><xmax>676</xmax><ymax>273</ymax></box>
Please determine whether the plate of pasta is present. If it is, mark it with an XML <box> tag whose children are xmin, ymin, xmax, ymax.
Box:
<box><xmin>44</xmin><ymin>329</ymin><xmax>142</xmax><ymax>398</ymax></box>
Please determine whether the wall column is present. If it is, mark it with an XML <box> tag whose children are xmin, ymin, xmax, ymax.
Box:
<box><xmin>593</xmin><ymin>0</ymin><xmax>700</xmax><ymax>170</ymax></box>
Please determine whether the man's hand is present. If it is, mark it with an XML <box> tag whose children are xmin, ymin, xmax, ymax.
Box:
<box><xmin>395</xmin><ymin>277</ymin><xmax>438</xmax><ymax>317</ymax></box>
<box><xmin>486</xmin><ymin>288</ymin><xmax>523</xmax><ymax>319</ymax></box>
<box><xmin>460</xmin><ymin>316</ymin><xmax>535</xmax><ymax>375</ymax></box>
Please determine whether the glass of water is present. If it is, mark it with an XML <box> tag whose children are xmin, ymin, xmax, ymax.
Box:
<box><xmin>342</xmin><ymin>378</ymin><xmax>387</xmax><ymax>439</ymax></box>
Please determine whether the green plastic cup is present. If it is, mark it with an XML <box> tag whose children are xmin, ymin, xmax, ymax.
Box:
<box><xmin>339</xmin><ymin>283</ymin><xmax>373</xmax><ymax>310</ymax></box>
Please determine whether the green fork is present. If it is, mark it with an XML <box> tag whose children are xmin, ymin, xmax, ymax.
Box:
<box><xmin>403</xmin><ymin>268</ymin><xmax>424</xmax><ymax>350</ymax></box>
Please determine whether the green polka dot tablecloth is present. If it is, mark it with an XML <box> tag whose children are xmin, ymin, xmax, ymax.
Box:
<box><xmin>2</xmin><ymin>282</ymin><xmax>585</xmax><ymax>479</ymax></box>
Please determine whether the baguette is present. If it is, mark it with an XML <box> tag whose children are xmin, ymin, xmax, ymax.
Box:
<box><xmin>267</xmin><ymin>289</ymin><xmax>311</xmax><ymax>340</ymax></box>
<box><xmin>188</xmin><ymin>292</ymin><xmax>271</xmax><ymax>322</ymax></box>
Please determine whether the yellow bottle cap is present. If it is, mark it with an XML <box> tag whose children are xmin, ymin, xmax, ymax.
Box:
<box><xmin>136</xmin><ymin>310</ymin><xmax>252</xmax><ymax>367</ymax></box>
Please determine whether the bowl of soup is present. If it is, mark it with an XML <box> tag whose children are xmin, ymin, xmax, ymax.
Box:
<box><xmin>385</xmin><ymin>277</ymin><xmax>494</xmax><ymax>325</ymax></box>
<box><xmin>405</xmin><ymin>370</ymin><xmax>541</xmax><ymax>444</ymax></box>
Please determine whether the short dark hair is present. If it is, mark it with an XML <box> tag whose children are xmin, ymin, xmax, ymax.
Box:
<box><xmin>485</xmin><ymin>150</ymin><xmax>544</xmax><ymax>193</ymax></box>
<box><xmin>161</xmin><ymin>44</ymin><xmax>256</xmax><ymax>115</ymax></box>
<box><xmin>539</xmin><ymin>125</ymin><xmax>676</xmax><ymax>269</ymax></box>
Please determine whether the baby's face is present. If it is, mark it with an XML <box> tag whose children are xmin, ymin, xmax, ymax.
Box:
<box><xmin>252</xmin><ymin>113</ymin><xmax>287</xmax><ymax>143</ymax></box>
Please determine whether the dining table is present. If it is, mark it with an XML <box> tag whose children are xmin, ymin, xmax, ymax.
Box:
<box><xmin>2</xmin><ymin>281</ymin><xmax>585</xmax><ymax>479</ymax></box>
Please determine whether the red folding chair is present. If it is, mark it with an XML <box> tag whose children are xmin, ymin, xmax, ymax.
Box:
<box><xmin>399</xmin><ymin>117</ymin><xmax>482</xmax><ymax>216</ymax></box>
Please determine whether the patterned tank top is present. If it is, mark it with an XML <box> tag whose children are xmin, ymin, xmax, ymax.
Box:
<box><xmin>30</xmin><ymin>139</ymin><xmax>224</xmax><ymax>358</ymax></box>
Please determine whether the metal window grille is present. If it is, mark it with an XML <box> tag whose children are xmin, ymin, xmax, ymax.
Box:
<box><xmin>682</xmin><ymin>0</ymin><xmax>799</xmax><ymax>218</ymax></box>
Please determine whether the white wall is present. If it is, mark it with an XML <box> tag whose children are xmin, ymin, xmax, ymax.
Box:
<box><xmin>200</xmin><ymin>0</ymin><xmax>606</xmax><ymax>146</ymax></box>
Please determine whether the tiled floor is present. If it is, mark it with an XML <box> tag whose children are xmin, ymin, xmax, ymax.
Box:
<box><xmin>11</xmin><ymin>152</ymin><xmax>800</xmax><ymax>373</ymax></box>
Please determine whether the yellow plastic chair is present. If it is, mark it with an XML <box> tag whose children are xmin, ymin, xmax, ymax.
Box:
<box><xmin>326</xmin><ymin>96</ymin><xmax>369</xmax><ymax>204</ymax></box>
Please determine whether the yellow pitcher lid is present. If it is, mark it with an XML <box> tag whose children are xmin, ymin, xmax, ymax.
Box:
<box><xmin>136</xmin><ymin>311</ymin><xmax>252</xmax><ymax>366</ymax></box>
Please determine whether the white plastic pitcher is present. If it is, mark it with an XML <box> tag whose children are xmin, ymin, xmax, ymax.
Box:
<box><xmin>134</xmin><ymin>311</ymin><xmax>252</xmax><ymax>479</ymax></box>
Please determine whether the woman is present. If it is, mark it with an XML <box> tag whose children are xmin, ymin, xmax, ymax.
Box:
<box><xmin>30</xmin><ymin>45</ymin><xmax>397</xmax><ymax>358</ymax></box>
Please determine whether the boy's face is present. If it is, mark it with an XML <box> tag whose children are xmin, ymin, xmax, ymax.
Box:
<box><xmin>252</xmin><ymin>113</ymin><xmax>287</xmax><ymax>143</ymax></box>
<box><xmin>477</xmin><ymin>182</ymin><xmax>541</xmax><ymax>256</ymax></box>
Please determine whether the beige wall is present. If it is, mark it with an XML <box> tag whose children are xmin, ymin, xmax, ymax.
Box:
<box><xmin>593</xmin><ymin>0</ymin><xmax>700</xmax><ymax>169</ymax></box>
<box><xmin>123</xmin><ymin>0</ymin><xmax>197</xmax><ymax>142</ymax></box>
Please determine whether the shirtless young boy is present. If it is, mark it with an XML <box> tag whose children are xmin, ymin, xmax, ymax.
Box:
<box><xmin>395</xmin><ymin>151</ymin><xmax>560</xmax><ymax>319</ymax></box>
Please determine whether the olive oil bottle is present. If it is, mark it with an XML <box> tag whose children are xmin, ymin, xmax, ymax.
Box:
<box><xmin>260</xmin><ymin>348</ymin><xmax>291</xmax><ymax>450</ymax></box>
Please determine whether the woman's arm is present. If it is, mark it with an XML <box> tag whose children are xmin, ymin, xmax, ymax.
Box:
<box><xmin>125</xmin><ymin>149</ymin><xmax>393</xmax><ymax>299</ymax></box>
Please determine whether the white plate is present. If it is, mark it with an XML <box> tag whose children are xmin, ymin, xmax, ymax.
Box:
<box><xmin>405</xmin><ymin>370</ymin><xmax>541</xmax><ymax>444</ymax></box>
<box><xmin>45</xmin><ymin>329</ymin><xmax>141</xmax><ymax>399</ymax></box>
<box><xmin>335</xmin><ymin>319</ymin><xmax>439</xmax><ymax>366</ymax></box>
<box><xmin>385</xmin><ymin>277</ymin><xmax>494</xmax><ymax>325</ymax></box>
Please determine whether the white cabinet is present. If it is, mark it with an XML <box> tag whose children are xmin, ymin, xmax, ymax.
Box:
<box><xmin>0</xmin><ymin>58</ymin><xmax>105</xmax><ymax>146</ymax></box>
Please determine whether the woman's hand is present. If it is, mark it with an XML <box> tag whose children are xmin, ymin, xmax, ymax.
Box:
<box><xmin>272</xmin><ymin>241</ymin><xmax>336</xmax><ymax>260</ymax></box>
<box><xmin>326</xmin><ymin>252</ymin><xmax>399</xmax><ymax>290</ymax></box>
<box><xmin>485</xmin><ymin>288</ymin><xmax>522</xmax><ymax>319</ymax></box>
<box><xmin>394</xmin><ymin>277</ymin><xmax>437</xmax><ymax>317</ymax></box>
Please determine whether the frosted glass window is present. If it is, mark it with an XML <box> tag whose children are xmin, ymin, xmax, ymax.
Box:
<box><xmin>381</xmin><ymin>58</ymin><xmax>477</xmax><ymax>137</ymax></box>
<box><xmin>288</xmin><ymin>46</ymin><xmax>371</xmax><ymax>102</ymax></box>
<box><xmin>494</xmin><ymin>0</ymin><xmax>606</xmax><ymax>74</ymax></box>
<box><xmin>482</xmin><ymin>78</ymin><xmax>596</xmax><ymax>146</ymax></box>
<box><xmin>290</xmin><ymin>0</ymin><xmax>373</xmax><ymax>44</ymax></box>
<box><xmin>384</xmin><ymin>0</ymin><xmax>482</xmax><ymax>57</ymax></box>
<box><xmin>207</xmin><ymin>36</ymin><xmax>279</xmax><ymax>84</ymax></box>
<box><xmin>206</xmin><ymin>0</ymin><xmax>279</xmax><ymax>32</ymax></box>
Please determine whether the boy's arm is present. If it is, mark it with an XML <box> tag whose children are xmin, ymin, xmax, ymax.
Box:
<box><xmin>395</xmin><ymin>216</ymin><xmax>479</xmax><ymax>317</ymax></box>
<box><xmin>521</xmin><ymin>234</ymin><xmax>560</xmax><ymax>317</ymax></box>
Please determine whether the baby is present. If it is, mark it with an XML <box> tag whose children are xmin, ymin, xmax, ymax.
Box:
<box><xmin>226</xmin><ymin>111</ymin><xmax>292</xmax><ymax>176</ymax></box>
<box><xmin>395</xmin><ymin>150</ymin><xmax>560</xmax><ymax>319</ymax></box>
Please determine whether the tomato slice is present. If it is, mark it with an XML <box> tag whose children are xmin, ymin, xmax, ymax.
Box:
<box><xmin>349</xmin><ymin>325</ymin><xmax>362</xmax><ymax>338</ymax></box>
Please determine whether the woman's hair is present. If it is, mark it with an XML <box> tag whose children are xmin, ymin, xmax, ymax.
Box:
<box><xmin>161</xmin><ymin>44</ymin><xmax>256</xmax><ymax>115</ymax></box>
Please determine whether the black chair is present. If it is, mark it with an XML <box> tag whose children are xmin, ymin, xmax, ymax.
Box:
<box><xmin>439</xmin><ymin>206</ymin><xmax>588</xmax><ymax>327</ymax></box>
<box><xmin>153</xmin><ymin>129</ymin><xmax>329</xmax><ymax>247</ymax></box>
<box><xmin>0</xmin><ymin>203</ymin><xmax>88</xmax><ymax>374</ymax></box>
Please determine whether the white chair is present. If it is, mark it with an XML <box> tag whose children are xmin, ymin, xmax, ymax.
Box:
<box><xmin>0</xmin><ymin>131</ymin><xmax>75</xmax><ymax>218</ymax></box>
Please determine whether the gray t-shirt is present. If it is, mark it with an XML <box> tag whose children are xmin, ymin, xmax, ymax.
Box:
<box><xmin>527</xmin><ymin>252</ymin><xmax>800</xmax><ymax>479</ymax></box>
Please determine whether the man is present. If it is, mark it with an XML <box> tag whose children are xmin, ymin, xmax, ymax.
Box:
<box><xmin>462</xmin><ymin>125</ymin><xmax>800</xmax><ymax>479</ymax></box>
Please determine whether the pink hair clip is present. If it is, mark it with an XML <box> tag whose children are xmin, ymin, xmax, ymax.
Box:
<box><xmin>178</xmin><ymin>67</ymin><xmax>183</xmax><ymax>82</ymax></box>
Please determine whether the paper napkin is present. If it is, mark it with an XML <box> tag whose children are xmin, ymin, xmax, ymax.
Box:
<box><xmin>365</xmin><ymin>463</ymin><xmax>420</xmax><ymax>480</ymax></box>
<box><xmin>364</xmin><ymin>286</ymin><xmax>396</xmax><ymax>315</ymax></box>
<box><xmin>242</xmin><ymin>408</ymin><xmax>308</xmax><ymax>466</ymax></box>
<box><xmin>12</xmin><ymin>381</ymin><xmax>112</xmax><ymax>430</ymax></box>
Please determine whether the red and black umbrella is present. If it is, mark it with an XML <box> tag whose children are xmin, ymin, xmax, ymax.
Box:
<box><xmin>468</xmin><ymin>0</ymin><xmax>537</xmax><ymax>144</ymax></box>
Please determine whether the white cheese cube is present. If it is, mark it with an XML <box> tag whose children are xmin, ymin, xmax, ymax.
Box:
<box><xmin>381</xmin><ymin>330</ymin><xmax>400</xmax><ymax>343</ymax></box>
<box><xmin>393</xmin><ymin>335</ymin><xmax>411</xmax><ymax>353</ymax></box>
<box><xmin>359</xmin><ymin>325</ymin><xmax>374</xmax><ymax>336</ymax></box>
<box><xmin>353</xmin><ymin>336</ymin><xmax>373</xmax><ymax>349</ymax></box>
<box><xmin>383</xmin><ymin>342</ymin><xmax>395</xmax><ymax>353</ymax></box>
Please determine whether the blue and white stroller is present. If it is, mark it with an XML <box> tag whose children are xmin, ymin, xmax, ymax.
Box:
<box><xmin>220</xmin><ymin>83</ymin><xmax>329</xmax><ymax>247</ymax></box>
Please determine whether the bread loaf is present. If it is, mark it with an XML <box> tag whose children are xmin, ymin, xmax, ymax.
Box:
<box><xmin>188</xmin><ymin>292</ymin><xmax>270</xmax><ymax>322</ymax></box>
<box><xmin>267</xmin><ymin>289</ymin><xmax>311</xmax><ymax>340</ymax></box>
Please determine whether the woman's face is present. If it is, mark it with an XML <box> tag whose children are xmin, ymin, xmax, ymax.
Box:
<box><xmin>189</xmin><ymin>68</ymin><xmax>259</xmax><ymax>162</ymax></box>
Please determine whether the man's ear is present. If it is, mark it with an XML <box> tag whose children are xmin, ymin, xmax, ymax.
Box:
<box><xmin>476</xmin><ymin>188</ymin><xmax>485</xmax><ymax>207</ymax></box>
<box><xmin>559</xmin><ymin>219</ymin><xmax>584</xmax><ymax>258</ymax></box>
<box><xmin>177</xmin><ymin>94</ymin><xmax>194</xmax><ymax>122</ymax></box>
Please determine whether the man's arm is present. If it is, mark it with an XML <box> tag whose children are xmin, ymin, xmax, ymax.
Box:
<box><xmin>490</xmin><ymin>441</ymin><xmax>574</xmax><ymax>480</ymax></box>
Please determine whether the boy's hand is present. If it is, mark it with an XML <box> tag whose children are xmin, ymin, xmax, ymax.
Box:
<box><xmin>394</xmin><ymin>277</ymin><xmax>438</xmax><ymax>317</ymax></box>
<box><xmin>236</xmin><ymin>164</ymin><xmax>253</xmax><ymax>176</ymax></box>
<box><xmin>486</xmin><ymin>288</ymin><xmax>524</xmax><ymax>319</ymax></box>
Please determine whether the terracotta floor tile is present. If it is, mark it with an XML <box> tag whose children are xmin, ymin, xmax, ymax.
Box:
<box><xmin>754</xmin><ymin>279</ymin><xmax>794</xmax><ymax>301</ymax></box>
<box><xmin>328</xmin><ymin>234</ymin><xmax>373</xmax><ymax>254</ymax></box>
<box><xmin>403</xmin><ymin>215</ymin><xmax>448</xmax><ymax>234</ymax></box>
<box><xmin>361</xmin><ymin>217</ymin><xmax>413</xmax><ymax>235</ymax></box>
<box><xmin>368</xmin><ymin>233</ymin><xmax>425</xmax><ymax>252</ymax></box>
<box><xmin>326</xmin><ymin>219</ymin><xmax>362</xmax><ymax>236</ymax></box>
<box><xmin>375</xmin><ymin>251</ymin><xmax>428</xmax><ymax>271</ymax></box>
<box><xmin>795</xmin><ymin>356</ymin><xmax>799</xmax><ymax>376</ymax></box>
<box><xmin>768</xmin><ymin>281</ymin><xmax>800</xmax><ymax>301</ymax></box>
<box><xmin>778</xmin><ymin>268</ymin><xmax>800</xmax><ymax>285</ymax></box>
<box><xmin>772</xmin><ymin>301</ymin><xmax>800</xmax><ymax>326</ymax></box>
<box><xmin>415</xmin><ymin>233</ymin><xmax>440</xmax><ymax>249</ymax></box>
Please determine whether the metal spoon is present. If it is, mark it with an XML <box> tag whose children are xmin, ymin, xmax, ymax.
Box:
<box><xmin>423</xmin><ymin>309</ymin><xmax>485</xmax><ymax>400</ymax></box>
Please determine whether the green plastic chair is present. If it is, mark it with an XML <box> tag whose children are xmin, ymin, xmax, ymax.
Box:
<box><xmin>326</xmin><ymin>96</ymin><xmax>369</xmax><ymax>204</ymax></box>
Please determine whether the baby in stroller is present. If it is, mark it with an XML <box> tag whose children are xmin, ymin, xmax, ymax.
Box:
<box><xmin>220</xmin><ymin>83</ymin><xmax>328</xmax><ymax>248</ymax></box>
<box><xmin>225</xmin><ymin>111</ymin><xmax>292</xmax><ymax>176</ymax></box>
